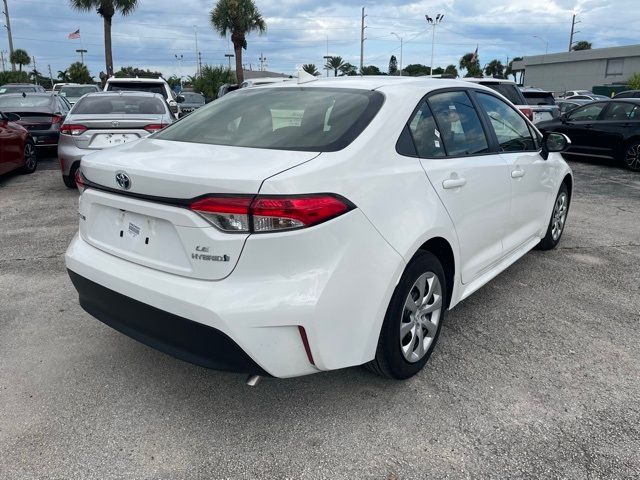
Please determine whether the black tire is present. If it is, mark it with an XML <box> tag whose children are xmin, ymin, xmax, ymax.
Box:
<box><xmin>622</xmin><ymin>140</ymin><xmax>640</xmax><ymax>172</ymax></box>
<box><xmin>537</xmin><ymin>182</ymin><xmax>570</xmax><ymax>250</ymax></box>
<box><xmin>63</xmin><ymin>163</ymin><xmax>79</xmax><ymax>189</ymax></box>
<box><xmin>366</xmin><ymin>251</ymin><xmax>447</xmax><ymax>379</ymax></box>
<box><xmin>19</xmin><ymin>139</ymin><xmax>37</xmax><ymax>174</ymax></box>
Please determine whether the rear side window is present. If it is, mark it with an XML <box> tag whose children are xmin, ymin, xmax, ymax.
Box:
<box><xmin>480</xmin><ymin>83</ymin><xmax>524</xmax><ymax>105</ymax></box>
<box><xmin>428</xmin><ymin>91</ymin><xmax>489</xmax><ymax>156</ymax></box>
<box><xmin>476</xmin><ymin>93</ymin><xmax>536</xmax><ymax>152</ymax></box>
<box><xmin>106</xmin><ymin>82</ymin><xmax>167</xmax><ymax>99</ymax></box>
<box><xmin>154</xmin><ymin>87</ymin><xmax>384</xmax><ymax>152</ymax></box>
<box><xmin>73</xmin><ymin>96</ymin><xmax>167</xmax><ymax>115</ymax></box>
<box><xmin>602</xmin><ymin>102</ymin><xmax>638</xmax><ymax>121</ymax></box>
<box><xmin>407</xmin><ymin>101</ymin><xmax>445</xmax><ymax>158</ymax></box>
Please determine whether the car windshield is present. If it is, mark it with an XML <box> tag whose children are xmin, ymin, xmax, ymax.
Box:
<box><xmin>106</xmin><ymin>82</ymin><xmax>167</xmax><ymax>98</ymax></box>
<box><xmin>60</xmin><ymin>86</ymin><xmax>98</xmax><ymax>98</ymax></box>
<box><xmin>523</xmin><ymin>92</ymin><xmax>555</xmax><ymax>105</ymax></box>
<box><xmin>0</xmin><ymin>86</ymin><xmax>37</xmax><ymax>94</ymax></box>
<box><xmin>0</xmin><ymin>95</ymin><xmax>52</xmax><ymax>108</ymax></box>
<box><xmin>154</xmin><ymin>87</ymin><xmax>384</xmax><ymax>152</ymax></box>
<box><xmin>72</xmin><ymin>95</ymin><xmax>167</xmax><ymax>115</ymax></box>
<box><xmin>479</xmin><ymin>83</ymin><xmax>523</xmax><ymax>105</ymax></box>
<box><xmin>181</xmin><ymin>92</ymin><xmax>205</xmax><ymax>103</ymax></box>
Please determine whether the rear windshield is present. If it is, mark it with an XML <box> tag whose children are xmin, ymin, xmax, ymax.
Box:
<box><xmin>522</xmin><ymin>92</ymin><xmax>556</xmax><ymax>105</ymax></box>
<box><xmin>72</xmin><ymin>96</ymin><xmax>167</xmax><ymax>115</ymax></box>
<box><xmin>106</xmin><ymin>82</ymin><xmax>167</xmax><ymax>98</ymax></box>
<box><xmin>479</xmin><ymin>83</ymin><xmax>524</xmax><ymax>105</ymax></box>
<box><xmin>154</xmin><ymin>87</ymin><xmax>385</xmax><ymax>152</ymax></box>
<box><xmin>60</xmin><ymin>86</ymin><xmax>98</xmax><ymax>98</ymax></box>
<box><xmin>181</xmin><ymin>92</ymin><xmax>205</xmax><ymax>103</ymax></box>
<box><xmin>0</xmin><ymin>95</ymin><xmax>52</xmax><ymax>108</ymax></box>
<box><xmin>0</xmin><ymin>86</ymin><xmax>38</xmax><ymax>94</ymax></box>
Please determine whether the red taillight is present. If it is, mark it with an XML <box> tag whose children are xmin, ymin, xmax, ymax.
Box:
<box><xmin>519</xmin><ymin>107</ymin><xmax>534</xmax><ymax>121</ymax></box>
<box><xmin>51</xmin><ymin>115</ymin><xmax>63</xmax><ymax>125</ymax></box>
<box><xmin>74</xmin><ymin>168</ymin><xmax>86</xmax><ymax>193</ymax></box>
<box><xmin>144</xmin><ymin>123</ymin><xmax>167</xmax><ymax>133</ymax></box>
<box><xmin>60</xmin><ymin>124</ymin><xmax>87</xmax><ymax>136</ymax></box>
<box><xmin>189</xmin><ymin>194</ymin><xmax>353</xmax><ymax>233</ymax></box>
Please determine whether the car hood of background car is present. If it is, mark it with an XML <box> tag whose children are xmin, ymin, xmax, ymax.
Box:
<box><xmin>79</xmin><ymin>138</ymin><xmax>321</xmax><ymax>198</ymax></box>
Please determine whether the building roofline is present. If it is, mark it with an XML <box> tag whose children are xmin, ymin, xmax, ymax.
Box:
<box><xmin>513</xmin><ymin>43</ymin><xmax>640</xmax><ymax>69</ymax></box>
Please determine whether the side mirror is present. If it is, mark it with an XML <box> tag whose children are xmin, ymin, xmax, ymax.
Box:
<box><xmin>4</xmin><ymin>112</ymin><xmax>21</xmax><ymax>122</ymax></box>
<box><xmin>176</xmin><ymin>95</ymin><xmax>185</xmax><ymax>103</ymax></box>
<box><xmin>541</xmin><ymin>132</ymin><xmax>571</xmax><ymax>159</ymax></box>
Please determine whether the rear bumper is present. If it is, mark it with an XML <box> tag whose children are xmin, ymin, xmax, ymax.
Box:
<box><xmin>30</xmin><ymin>129</ymin><xmax>60</xmax><ymax>146</ymax></box>
<box><xmin>68</xmin><ymin>269</ymin><xmax>268</xmax><ymax>375</ymax></box>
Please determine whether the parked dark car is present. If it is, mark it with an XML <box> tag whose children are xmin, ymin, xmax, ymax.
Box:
<box><xmin>0</xmin><ymin>111</ymin><xmax>37</xmax><ymax>176</ymax></box>
<box><xmin>0</xmin><ymin>93</ymin><xmax>70</xmax><ymax>147</ymax></box>
<box><xmin>613</xmin><ymin>90</ymin><xmax>640</xmax><ymax>99</ymax></box>
<box><xmin>537</xmin><ymin>99</ymin><xmax>640</xmax><ymax>171</ymax></box>
<box><xmin>177</xmin><ymin>91</ymin><xmax>206</xmax><ymax>116</ymax></box>
<box><xmin>0</xmin><ymin>83</ymin><xmax>47</xmax><ymax>94</ymax></box>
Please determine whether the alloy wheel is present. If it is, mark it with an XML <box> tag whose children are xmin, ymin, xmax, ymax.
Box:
<box><xmin>24</xmin><ymin>143</ymin><xmax>36</xmax><ymax>171</ymax></box>
<box><xmin>400</xmin><ymin>272</ymin><xmax>442</xmax><ymax>363</ymax></box>
<box><xmin>625</xmin><ymin>143</ymin><xmax>640</xmax><ymax>171</ymax></box>
<box><xmin>551</xmin><ymin>192</ymin><xmax>568</xmax><ymax>241</ymax></box>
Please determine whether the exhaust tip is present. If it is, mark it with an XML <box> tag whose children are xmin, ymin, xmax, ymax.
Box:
<box><xmin>246</xmin><ymin>374</ymin><xmax>261</xmax><ymax>387</ymax></box>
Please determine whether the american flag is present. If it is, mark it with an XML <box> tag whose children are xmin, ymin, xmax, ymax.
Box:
<box><xmin>470</xmin><ymin>45</ymin><xmax>478</xmax><ymax>63</ymax></box>
<box><xmin>68</xmin><ymin>29</ymin><xmax>80</xmax><ymax>40</ymax></box>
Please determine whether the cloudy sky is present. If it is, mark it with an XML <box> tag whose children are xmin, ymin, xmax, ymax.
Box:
<box><xmin>5</xmin><ymin>0</ymin><xmax>640</xmax><ymax>80</ymax></box>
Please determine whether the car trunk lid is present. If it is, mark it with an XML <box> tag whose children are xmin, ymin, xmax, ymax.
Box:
<box><xmin>65</xmin><ymin>114</ymin><xmax>166</xmax><ymax>149</ymax></box>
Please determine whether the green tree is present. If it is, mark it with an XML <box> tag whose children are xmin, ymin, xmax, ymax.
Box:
<box><xmin>361</xmin><ymin>65</ymin><xmax>382</xmax><ymax>75</ymax></box>
<box><xmin>572</xmin><ymin>41</ymin><xmax>592</xmax><ymax>51</ymax></box>
<box><xmin>67</xmin><ymin>62</ymin><xmax>93</xmax><ymax>83</ymax></box>
<box><xmin>114</xmin><ymin>66</ymin><xmax>163</xmax><ymax>78</ymax></box>
<box><xmin>388</xmin><ymin>55</ymin><xmax>398</xmax><ymax>75</ymax></box>
<box><xmin>444</xmin><ymin>64</ymin><xmax>458</xmax><ymax>77</ymax></box>
<box><xmin>302</xmin><ymin>64</ymin><xmax>319</xmax><ymax>76</ymax></box>
<box><xmin>210</xmin><ymin>0</ymin><xmax>266</xmax><ymax>85</ymax></box>
<box><xmin>324</xmin><ymin>56</ymin><xmax>345</xmax><ymax>77</ymax></box>
<box><xmin>166</xmin><ymin>75</ymin><xmax>182</xmax><ymax>89</ymax></box>
<box><xmin>460</xmin><ymin>52</ymin><xmax>481</xmax><ymax>77</ymax></box>
<box><xmin>0</xmin><ymin>71</ymin><xmax>29</xmax><ymax>84</ymax></box>
<box><xmin>403</xmin><ymin>64</ymin><xmax>430</xmax><ymax>76</ymax></box>
<box><xmin>505</xmin><ymin>57</ymin><xmax>522</xmax><ymax>82</ymax></box>
<box><xmin>627</xmin><ymin>72</ymin><xmax>640</xmax><ymax>90</ymax></box>
<box><xmin>484</xmin><ymin>59</ymin><xmax>504</xmax><ymax>78</ymax></box>
<box><xmin>339</xmin><ymin>62</ymin><xmax>357</xmax><ymax>76</ymax></box>
<box><xmin>10</xmin><ymin>49</ymin><xmax>30</xmax><ymax>72</ymax></box>
<box><xmin>432</xmin><ymin>66</ymin><xmax>444</xmax><ymax>75</ymax></box>
<box><xmin>70</xmin><ymin>0</ymin><xmax>140</xmax><ymax>77</ymax></box>
<box><xmin>188</xmin><ymin>64</ymin><xmax>236</xmax><ymax>101</ymax></box>
<box><xmin>57</xmin><ymin>69</ymin><xmax>70</xmax><ymax>82</ymax></box>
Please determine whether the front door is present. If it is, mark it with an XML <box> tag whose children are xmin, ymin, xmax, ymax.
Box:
<box><xmin>560</xmin><ymin>102</ymin><xmax>609</xmax><ymax>157</ymax></box>
<box><xmin>410</xmin><ymin>90</ymin><xmax>510</xmax><ymax>284</ymax></box>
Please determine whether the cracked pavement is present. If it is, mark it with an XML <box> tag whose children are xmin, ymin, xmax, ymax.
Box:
<box><xmin>1</xmin><ymin>156</ymin><xmax>639</xmax><ymax>479</ymax></box>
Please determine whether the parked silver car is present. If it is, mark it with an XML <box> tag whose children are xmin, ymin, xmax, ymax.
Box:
<box><xmin>58</xmin><ymin>91</ymin><xmax>173</xmax><ymax>188</ymax></box>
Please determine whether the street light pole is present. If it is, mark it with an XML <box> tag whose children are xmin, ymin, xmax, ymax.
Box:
<box><xmin>533</xmin><ymin>35</ymin><xmax>548</xmax><ymax>54</ymax></box>
<box><xmin>224</xmin><ymin>53</ymin><xmax>234</xmax><ymax>70</ymax></box>
<box><xmin>323</xmin><ymin>55</ymin><xmax>331</xmax><ymax>77</ymax></box>
<box><xmin>174</xmin><ymin>53</ymin><xmax>183</xmax><ymax>87</ymax></box>
<box><xmin>426</xmin><ymin>13</ymin><xmax>444</xmax><ymax>77</ymax></box>
<box><xmin>391</xmin><ymin>32</ymin><xmax>403</xmax><ymax>76</ymax></box>
<box><xmin>76</xmin><ymin>49</ymin><xmax>87</xmax><ymax>65</ymax></box>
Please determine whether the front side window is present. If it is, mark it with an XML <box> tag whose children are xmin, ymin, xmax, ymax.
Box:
<box><xmin>428</xmin><ymin>91</ymin><xmax>489</xmax><ymax>156</ymax></box>
<box><xmin>407</xmin><ymin>100</ymin><xmax>445</xmax><ymax>157</ymax></box>
<box><xmin>154</xmin><ymin>87</ymin><xmax>384</xmax><ymax>152</ymax></box>
<box><xmin>601</xmin><ymin>102</ymin><xmax>637</xmax><ymax>121</ymax></box>
<box><xmin>566</xmin><ymin>103</ymin><xmax>607</xmax><ymax>121</ymax></box>
<box><xmin>476</xmin><ymin>92</ymin><xmax>536</xmax><ymax>152</ymax></box>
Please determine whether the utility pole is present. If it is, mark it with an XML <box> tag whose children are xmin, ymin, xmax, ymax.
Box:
<box><xmin>258</xmin><ymin>52</ymin><xmax>267</xmax><ymax>71</ymax></box>
<box><xmin>2</xmin><ymin>0</ymin><xmax>15</xmax><ymax>71</ymax></box>
<box><xmin>0</xmin><ymin>50</ymin><xmax>5</xmax><ymax>72</ymax></box>
<box><xmin>568</xmin><ymin>14</ymin><xmax>580</xmax><ymax>52</ymax></box>
<box><xmin>198</xmin><ymin>51</ymin><xmax>203</xmax><ymax>76</ymax></box>
<box><xmin>76</xmin><ymin>48</ymin><xmax>87</xmax><ymax>64</ymax></box>
<box><xmin>174</xmin><ymin>53</ymin><xmax>183</xmax><ymax>87</ymax></box>
<box><xmin>194</xmin><ymin>25</ymin><xmax>200</xmax><ymax>77</ymax></box>
<box><xmin>359</xmin><ymin>7</ymin><xmax>366</xmax><ymax>73</ymax></box>
<box><xmin>224</xmin><ymin>53</ymin><xmax>234</xmax><ymax>70</ymax></box>
<box><xmin>47</xmin><ymin>64</ymin><xmax>54</xmax><ymax>89</ymax></box>
<box><xmin>426</xmin><ymin>13</ymin><xmax>444</xmax><ymax>77</ymax></box>
<box><xmin>32</xmin><ymin>56</ymin><xmax>37</xmax><ymax>84</ymax></box>
<box><xmin>391</xmin><ymin>32</ymin><xmax>403</xmax><ymax>76</ymax></box>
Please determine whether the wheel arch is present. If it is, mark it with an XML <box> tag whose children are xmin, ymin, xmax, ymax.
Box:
<box><xmin>562</xmin><ymin>172</ymin><xmax>573</xmax><ymax>201</ymax></box>
<box><xmin>416</xmin><ymin>237</ymin><xmax>455</xmax><ymax>309</ymax></box>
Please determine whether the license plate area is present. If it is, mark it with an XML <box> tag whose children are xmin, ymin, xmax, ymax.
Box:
<box><xmin>90</xmin><ymin>133</ymin><xmax>139</xmax><ymax>148</ymax></box>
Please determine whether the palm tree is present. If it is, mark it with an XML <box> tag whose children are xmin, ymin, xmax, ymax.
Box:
<box><xmin>324</xmin><ymin>56</ymin><xmax>345</xmax><ymax>77</ymax></box>
<box><xmin>57</xmin><ymin>69</ymin><xmax>70</xmax><ymax>82</ymax></box>
<box><xmin>10</xmin><ymin>49</ymin><xmax>30</xmax><ymax>72</ymax></box>
<box><xmin>444</xmin><ymin>64</ymin><xmax>458</xmax><ymax>78</ymax></box>
<box><xmin>339</xmin><ymin>63</ymin><xmax>357</xmax><ymax>76</ymax></box>
<box><xmin>302</xmin><ymin>64</ymin><xmax>319</xmax><ymax>76</ymax></box>
<box><xmin>484</xmin><ymin>59</ymin><xmax>504</xmax><ymax>78</ymax></box>
<box><xmin>210</xmin><ymin>0</ymin><xmax>266</xmax><ymax>84</ymax></box>
<box><xmin>69</xmin><ymin>0</ymin><xmax>139</xmax><ymax>77</ymax></box>
<box><xmin>459</xmin><ymin>52</ymin><xmax>481</xmax><ymax>78</ymax></box>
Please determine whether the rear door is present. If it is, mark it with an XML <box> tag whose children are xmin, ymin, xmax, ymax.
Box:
<box><xmin>412</xmin><ymin>89</ymin><xmax>510</xmax><ymax>284</ymax></box>
<box><xmin>474</xmin><ymin>91</ymin><xmax>552</xmax><ymax>251</ymax></box>
<box><xmin>594</xmin><ymin>102</ymin><xmax>640</xmax><ymax>158</ymax></box>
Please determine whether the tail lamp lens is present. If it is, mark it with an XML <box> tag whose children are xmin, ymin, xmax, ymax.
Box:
<box><xmin>60</xmin><ymin>124</ymin><xmax>87</xmax><ymax>136</ymax></box>
<box><xmin>189</xmin><ymin>194</ymin><xmax>353</xmax><ymax>233</ymax></box>
<box><xmin>51</xmin><ymin>115</ymin><xmax>63</xmax><ymax>125</ymax></box>
<box><xmin>75</xmin><ymin>168</ymin><xmax>86</xmax><ymax>193</ymax></box>
<box><xmin>144</xmin><ymin>123</ymin><xmax>167</xmax><ymax>133</ymax></box>
<box><xmin>519</xmin><ymin>107</ymin><xmax>534</xmax><ymax>121</ymax></box>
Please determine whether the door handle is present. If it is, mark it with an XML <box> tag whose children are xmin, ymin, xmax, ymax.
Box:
<box><xmin>584</xmin><ymin>124</ymin><xmax>593</xmax><ymax>129</ymax></box>
<box><xmin>511</xmin><ymin>169</ymin><xmax>525</xmax><ymax>179</ymax></box>
<box><xmin>442</xmin><ymin>177</ymin><xmax>467</xmax><ymax>189</ymax></box>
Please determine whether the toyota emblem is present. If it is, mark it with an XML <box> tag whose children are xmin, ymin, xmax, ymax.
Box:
<box><xmin>111</xmin><ymin>120</ymin><xmax>120</xmax><ymax>127</ymax></box>
<box><xmin>115</xmin><ymin>171</ymin><xmax>131</xmax><ymax>190</ymax></box>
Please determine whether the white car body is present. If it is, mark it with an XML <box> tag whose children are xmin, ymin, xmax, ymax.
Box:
<box><xmin>65</xmin><ymin>77</ymin><xmax>573</xmax><ymax>379</ymax></box>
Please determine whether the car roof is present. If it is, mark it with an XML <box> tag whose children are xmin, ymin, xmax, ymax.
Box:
<box><xmin>462</xmin><ymin>77</ymin><xmax>517</xmax><ymax>85</ymax></box>
<box><xmin>520</xmin><ymin>87</ymin><xmax>552</xmax><ymax>93</ymax></box>
<box><xmin>106</xmin><ymin>77</ymin><xmax>167</xmax><ymax>84</ymax></box>
<box><xmin>82</xmin><ymin>91</ymin><xmax>165</xmax><ymax>98</ymax></box>
<box><xmin>0</xmin><ymin>92</ymin><xmax>54</xmax><ymax>97</ymax></box>
<box><xmin>2</xmin><ymin>83</ymin><xmax>41</xmax><ymax>87</ymax></box>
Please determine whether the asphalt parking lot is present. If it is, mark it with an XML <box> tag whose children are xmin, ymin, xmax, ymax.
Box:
<box><xmin>1</xmin><ymin>154</ymin><xmax>639</xmax><ymax>479</ymax></box>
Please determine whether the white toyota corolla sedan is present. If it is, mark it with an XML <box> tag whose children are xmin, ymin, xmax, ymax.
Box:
<box><xmin>65</xmin><ymin>77</ymin><xmax>573</xmax><ymax>380</ymax></box>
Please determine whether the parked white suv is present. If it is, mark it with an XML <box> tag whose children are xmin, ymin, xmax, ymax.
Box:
<box><xmin>66</xmin><ymin>77</ymin><xmax>573</xmax><ymax>380</ymax></box>
<box><xmin>104</xmin><ymin>76</ymin><xmax>182</xmax><ymax>118</ymax></box>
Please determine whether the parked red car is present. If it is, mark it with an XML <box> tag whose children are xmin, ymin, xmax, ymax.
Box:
<box><xmin>0</xmin><ymin>112</ymin><xmax>37</xmax><ymax>176</ymax></box>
